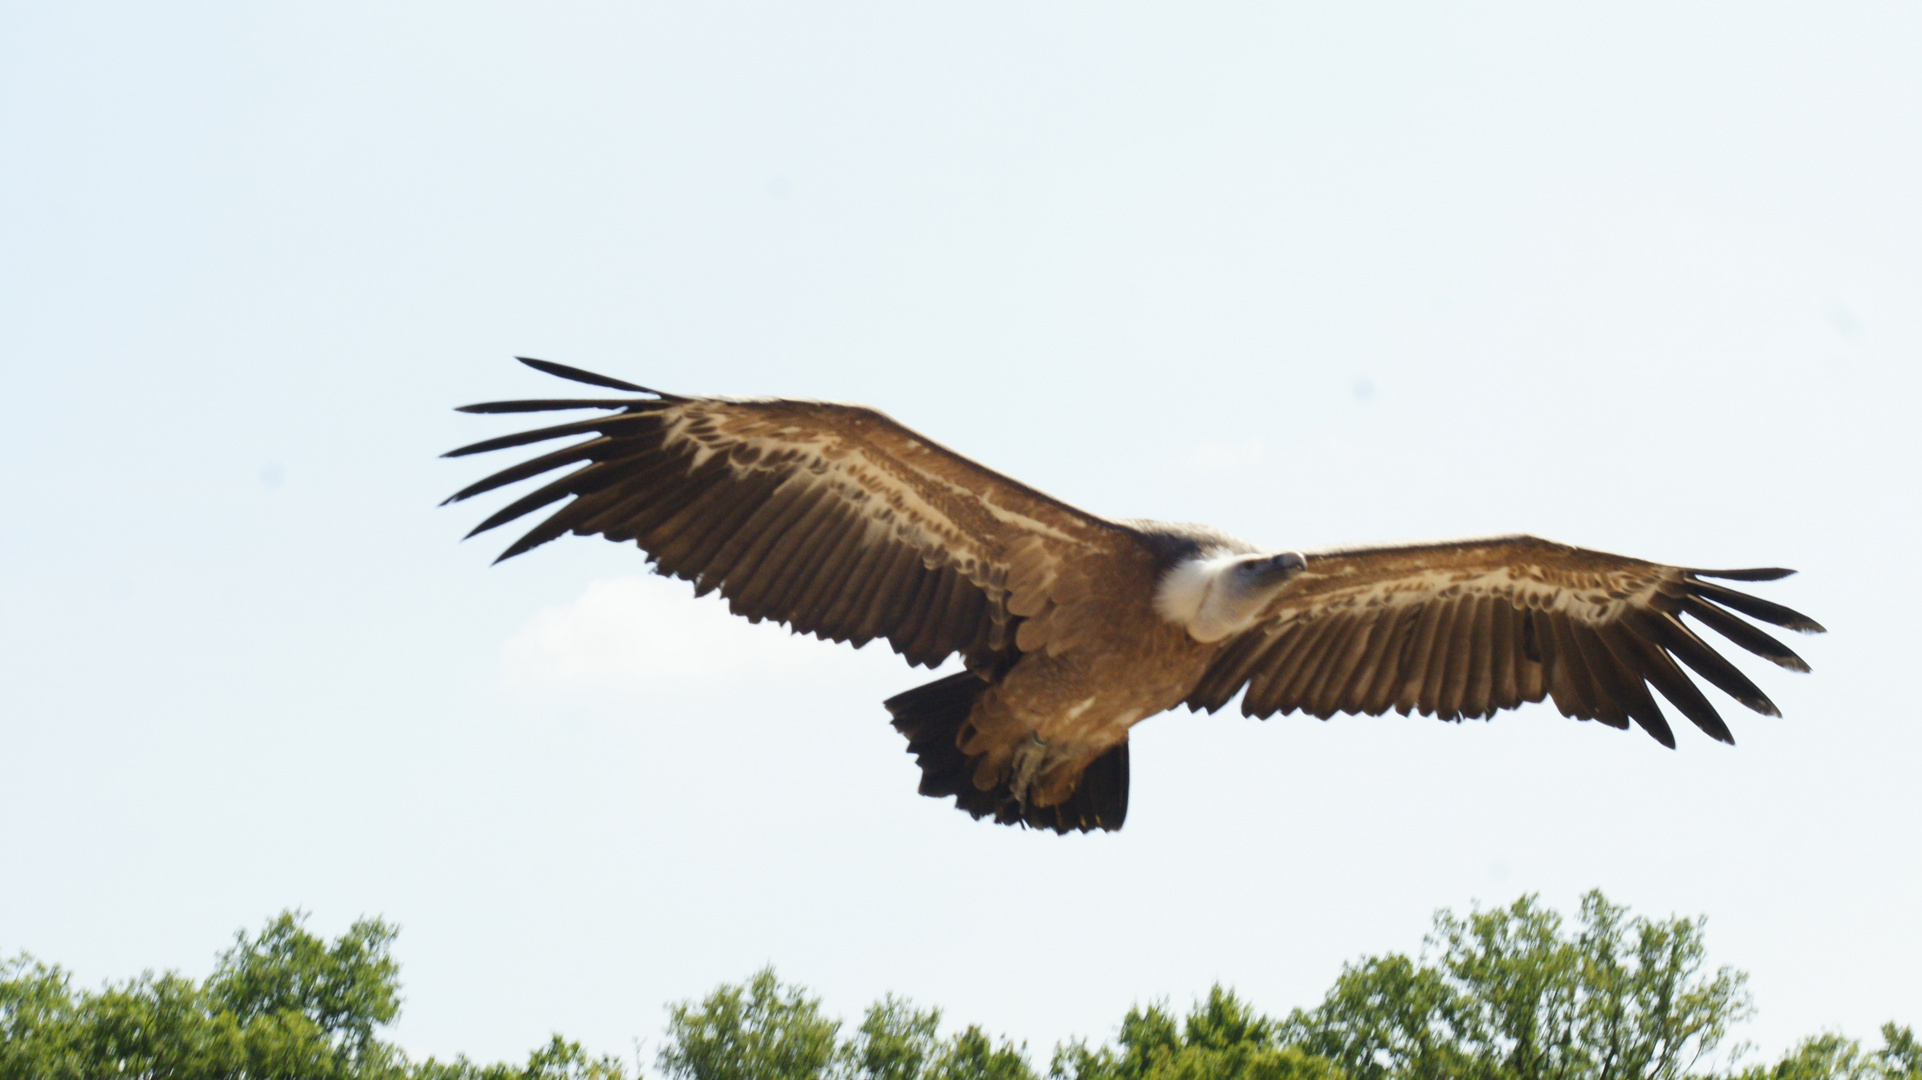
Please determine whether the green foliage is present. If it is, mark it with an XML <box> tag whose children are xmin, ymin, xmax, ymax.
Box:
<box><xmin>0</xmin><ymin>916</ymin><xmax>396</xmax><ymax>1080</ymax></box>
<box><xmin>1050</xmin><ymin>988</ymin><xmax>1342</xmax><ymax>1080</ymax></box>
<box><xmin>1728</xmin><ymin>1024</ymin><xmax>1922</xmax><ymax>1080</ymax></box>
<box><xmin>923</xmin><ymin>1027</ymin><xmax>1035</xmax><ymax>1080</ymax></box>
<box><xmin>1281</xmin><ymin>890</ymin><xmax>1750</xmax><ymax>1080</ymax></box>
<box><xmin>0</xmin><ymin>913</ymin><xmax>631</xmax><ymax>1080</ymax></box>
<box><xmin>658</xmin><ymin>969</ymin><xmax>842</xmax><ymax>1080</ymax></box>
<box><xmin>206</xmin><ymin>911</ymin><xmax>401</xmax><ymax>1062</ymax></box>
<box><xmin>1736</xmin><ymin>1032</ymin><xmax>1878</xmax><ymax>1080</ymax></box>
<box><xmin>411</xmin><ymin>1035</ymin><xmax>633</xmax><ymax>1080</ymax></box>
<box><xmin>843</xmin><ymin>995</ymin><xmax>942</xmax><ymax>1080</ymax></box>
<box><xmin>1881</xmin><ymin>1025</ymin><xmax>1922</xmax><ymax>1079</ymax></box>
<box><xmin>654</xmin><ymin>970</ymin><xmax>1034</xmax><ymax>1080</ymax></box>
<box><xmin>1</xmin><ymin>895</ymin><xmax>1913</xmax><ymax>1080</ymax></box>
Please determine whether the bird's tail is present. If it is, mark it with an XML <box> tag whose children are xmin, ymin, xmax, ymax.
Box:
<box><xmin>883</xmin><ymin>671</ymin><xmax>1129</xmax><ymax>834</ymax></box>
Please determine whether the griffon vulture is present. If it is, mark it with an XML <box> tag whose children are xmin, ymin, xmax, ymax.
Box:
<box><xmin>445</xmin><ymin>358</ymin><xmax>1823</xmax><ymax>833</ymax></box>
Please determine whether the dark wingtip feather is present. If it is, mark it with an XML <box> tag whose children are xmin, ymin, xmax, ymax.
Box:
<box><xmin>442</xmin><ymin>474</ymin><xmax>515</xmax><ymax>508</ymax></box>
<box><xmin>517</xmin><ymin>356</ymin><xmax>659</xmax><ymax>395</ymax></box>
<box><xmin>1691</xmin><ymin>567</ymin><xmax>1796</xmax><ymax>582</ymax></box>
<box><xmin>441</xmin><ymin>434</ymin><xmax>528</xmax><ymax>459</ymax></box>
<box><xmin>1639</xmin><ymin>710</ymin><xmax>1678</xmax><ymax>750</ymax></box>
<box><xmin>456</xmin><ymin>398</ymin><xmax>638</xmax><ymax>414</ymax></box>
<box><xmin>1677</xmin><ymin>594</ymin><xmax>1812</xmax><ymax>672</ymax></box>
<box><xmin>1762</xmin><ymin>652</ymin><xmax>1812</xmax><ymax>674</ymax></box>
<box><xmin>491</xmin><ymin>528</ymin><xmax>561</xmax><ymax>564</ymax></box>
<box><xmin>464</xmin><ymin>516</ymin><xmax>510</xmax><ymax>541</ymax></box>
<box><xmin>1691</xmin><ymin>580</ymin><xmax>1827</xmax><ymax>635</ymax></box>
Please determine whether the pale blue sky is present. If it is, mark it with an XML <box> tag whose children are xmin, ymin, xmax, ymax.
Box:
<box><xmin>2</xmin><ymin>2</ymin><xmax>1917</xmax><ymax>1067</ymax></box>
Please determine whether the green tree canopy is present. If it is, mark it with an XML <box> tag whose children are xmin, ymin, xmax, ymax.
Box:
<box><xmin>658</xmin><ymin>968</ymin><xmax>841</xmax><ymax>1080</ymax></box>
<box><xmin>1050</xmin><ymin>986</ymin><xmax>1341</xmax><ymax>1080</ymax></box>
<box><xmin>2</xmin><ymin>894</ymin><xmax>1914</xmax><ymax>1080</ymax></box>
<box><xmin>0</xmin><ymin>912</ymin><xmax>628</xmax><ymax>1080</ymax></box>
<box><xmin>1729</xmin><ymin>1024</ymin><xmax>1922</xmax><ymax>1080</ymax></box>
<box><xmin>1281</xmin><ymin>890</ymin><xmax>1750</xmax><ymax>1080</ymax></box>
<box><xmin>653</xmin><ymin>969</ymin><xmax>1034</xmax><ymax>1080</ymax></box>
<box><xmin>0</xmin><ymin>912</ymin><xmax>399</xmax><ymax>1080</ymax></box>
<box><xmin>206</xmin><ymin>911</ymin><xmax>401</xmax><ymax>1065</ymax></box>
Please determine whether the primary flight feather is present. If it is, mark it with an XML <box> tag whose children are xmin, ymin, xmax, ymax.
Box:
<box><xmin>446</xmin><ymin>358</ymin><xmax>1824</xmax><ymax>833</ymax></box>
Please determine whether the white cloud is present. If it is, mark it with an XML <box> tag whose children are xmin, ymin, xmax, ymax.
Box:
<box><xmin>498</xmin><ymin>575</ymin><xmax>850</xmax><ymax>693</ymax></box>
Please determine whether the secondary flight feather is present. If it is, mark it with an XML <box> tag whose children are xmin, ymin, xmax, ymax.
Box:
<box><xmin>445</xmin><ymin>358</ymin><xmax>1824</xmax><ymax>833</ymax></box>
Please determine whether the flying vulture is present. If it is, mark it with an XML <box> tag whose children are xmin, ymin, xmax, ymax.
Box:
<box><xmin>445</xmin><ymin>358</ymin><xmax>1824</xmax><ymax>833</ymax></box>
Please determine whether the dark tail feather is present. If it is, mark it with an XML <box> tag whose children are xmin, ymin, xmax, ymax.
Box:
<box><xmin>886</xmin><ymin>671</ymin><xmax>989</xmax><ymax>810</ymax></box>
<box><xmin>1040</xmin><ymin>741</ymin><xmax>1128</xmax><ymax>834</ymax></box>
<box><xmin>883</xmin><ymin>672</ymin><xmax>1129</xmax><ymax>834</ymax></box>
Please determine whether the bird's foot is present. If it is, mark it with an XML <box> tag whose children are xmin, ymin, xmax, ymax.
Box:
<box><xmin>1007</xmin><ymin>733</ymin><xmax>1050</xmax><ymax>813</ymax></box>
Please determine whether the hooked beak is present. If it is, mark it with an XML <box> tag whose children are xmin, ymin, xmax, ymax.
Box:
<box><xmin>1252</xmin><ymin>551</ymin><xmax>1308</xmax><ymax>589</ymax></box>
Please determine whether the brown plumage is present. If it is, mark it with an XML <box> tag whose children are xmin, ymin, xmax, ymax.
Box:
<box><xmin>445</xmin><ymin>358</ymin><xmax>1825</xmax><ymax>833</ymax></box>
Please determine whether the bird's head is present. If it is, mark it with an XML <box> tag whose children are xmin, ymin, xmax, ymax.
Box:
<box><xmin>1155</xmin><ymin>550</ymin><xmax>1308</xmax><ymax>642</ymax></box>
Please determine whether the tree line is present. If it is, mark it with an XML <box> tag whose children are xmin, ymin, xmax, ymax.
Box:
<box><xmin>2</xmin><ymin>891</ymin><xmax>1914</xmax><ymax>1080</ymax></box>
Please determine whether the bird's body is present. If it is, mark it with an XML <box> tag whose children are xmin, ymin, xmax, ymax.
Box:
<box><xmin>446</xmin><ymin>359</ymin><xmax>1824</xmax><ymax>833</ymax></box>
<box><xmin>937</xmin><ymin>528</ymin><xmax>1210</xmax><ymax>812</ymax></box>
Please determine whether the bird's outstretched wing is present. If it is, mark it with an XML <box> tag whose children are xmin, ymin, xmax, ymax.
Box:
<box><xmin>444</xmin><ymin>358</ymin><xmax>1137</xmax><ymax>669</ymax></box>
<box><xmin>1185</xmin><ymin>535</ymin><xmax>1824</xmax><ymax>746</ymax></box>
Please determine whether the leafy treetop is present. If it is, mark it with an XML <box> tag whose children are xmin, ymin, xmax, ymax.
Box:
<box><xmin>2</xmin><ymin>894</ymin><xmax>1914</xmax><ymax>1080</ymax></box>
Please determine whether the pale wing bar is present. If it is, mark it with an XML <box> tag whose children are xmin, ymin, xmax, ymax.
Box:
<box><xmin>1185</xmin><ymin>537</ymin><xmax>1824</xmax><ymax>747</ymax></box>
<box><xmin>445</xmin><ymin>364</ymin><xmax>1016</xmax><ymax>669</ymax></box>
